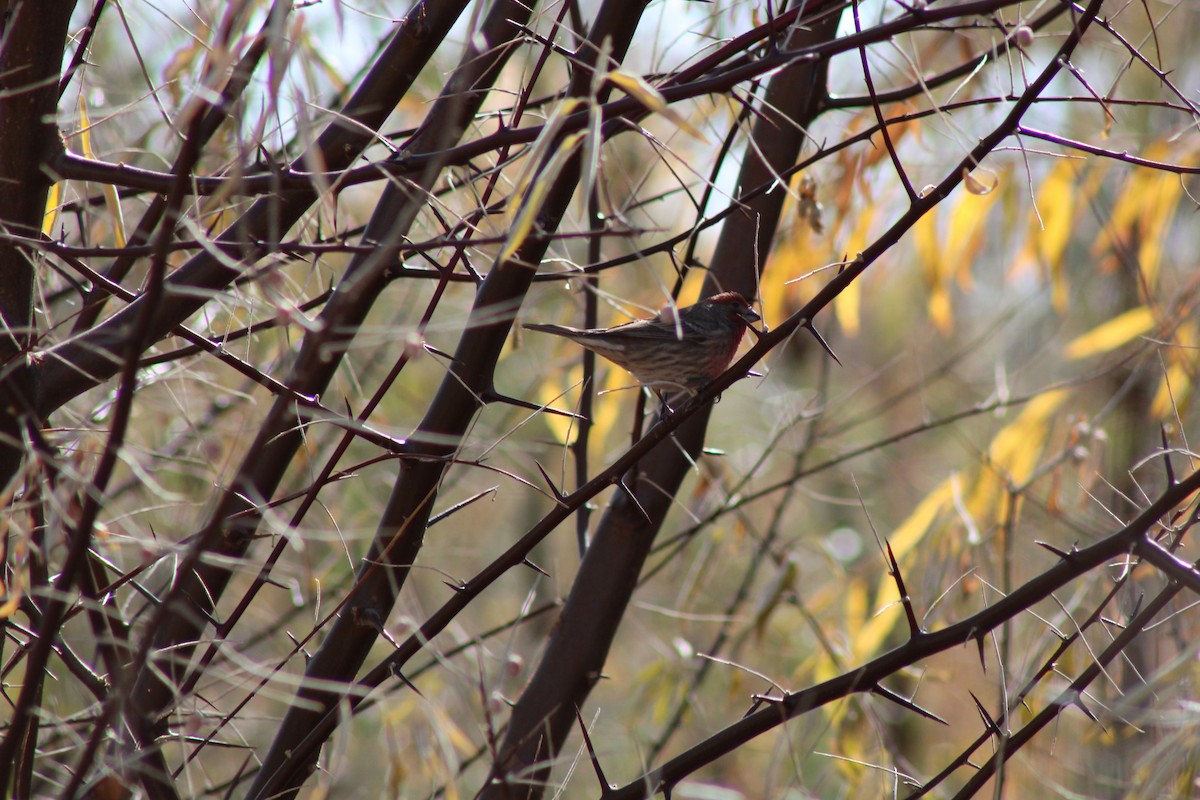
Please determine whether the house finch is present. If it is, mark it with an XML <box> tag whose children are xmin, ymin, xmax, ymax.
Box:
<box><xmin>523</xmin><ymin>291</ymin><xmax>761</xmax><ymax>394</ymax></box>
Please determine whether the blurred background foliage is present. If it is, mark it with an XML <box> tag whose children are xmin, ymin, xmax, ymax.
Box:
<box><xmin>5</xmin><ymin>0</ymin><xmax>1200</xmax><ymax>797</ymax></box>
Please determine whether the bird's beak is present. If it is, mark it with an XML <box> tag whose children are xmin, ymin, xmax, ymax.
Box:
<box><xmin>741</xmin><ymin>305</ymin><xmax>763</xmax><ymax>337</ymax></box>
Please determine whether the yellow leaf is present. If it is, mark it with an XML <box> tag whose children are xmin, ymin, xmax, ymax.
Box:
<box><xmin>928</xmin><ymin>285</ymin><xmax>953</xmax><ymax>334</ymax></box>
<box><xmin>833</xmin><ymin>280</ymin><xmax>860</xmax><ymax>337</ymax></box>
<box><xmin>1064</xmin><ymin>306</ymin><xmax>1155</xmax><ymax>359</ymax></box>
<box><xmin>846</xmin><ymin>480</ymin><xmax>949</xmax><ymax>659</ymax></box>
<box><xmin>608</xmin><ymin>70</ymin><xmax>707</xmax><ymax>142</ymax></box>
<box><xmin>816</xmin><ymin>577</ymin><xmax>870</xmax><ymax>718</ymax></box>
<box><xmin>1104</xmin><ymin>144</ymin><xmax>1169</xmax><ymax>243</ymax></box>
<box><xmin>849</xmin><ymin>477</ymin><xmax>957</xmax><ymax>662</ymax></box>
<box><xmin>853</xmin><ymin>587</ymin><xmax>900</xmax><ymax>663</ymax></box>
<box><xmin>1001</xmin><ymin>390</ymin><xmax>1067</xmax><ymax>467</ymax></box>
<box><xmin>43</xmin><ymin>181</ymin><xmax>62</xmax><ymax>236</ymax></box>
<box><xmin>384</xmin><ymin>697</ymin><xmax>418</xmax><ymax>724</ymax></box>
<box><xmin>1033</xmin><ymin>160</ymin><xmax>1076</xmax><ymax>312</ymax></box>
<box><xmin>499</xmin><ymin>130</ymin><xmax>586</xmax><ymax>265</ymax></box>
<box><xmin>78</xmin><ymin>95</ymin><xmax>126</xmax><ymax>248</ymax></box>
<box><xmin>1150</xmin><ymin>362</ymin><xmax>1190</xmax><ymax>419</ymax></box>
<box><xmin>675</xmin><ymin>279</ymin><xmax>703</xmax><ymax>311</ymax></box>
<box><xmin>1149</xmin><ymin>323</ymin><xmax>1196</xmax><ymax>418</ymax></box>
<box><xmin>889</xmin><ymin>477</ymin><xmax>956</xmax><ymax>560</ymax></box>
<box><xmin>968</xmin><ymin>390</ymin><xmax>1068</xmax><ymax>520</ymax></box>
<box><xmin>536</xmin><ymin>365</ymin><xmax>584</xmax><ymax>446</ymax></box>
<box><xmin>1095</xmin><ymin>147</ymin><xmax>1191</xmax><ymax>288</ymax></box>
<box><xmin>1050</xmin><ymin>266</ymin><xmax>1069</xmax><ymax>312</ymax></box>
<box><xmin>761</xmin><ymin>227</ymin><xmax>814</xmax><ymax>324</ymax></box>
<box><xmin>535</xmin><ymin>360</ymin><xmax>623</xmax><ymax>448</ymax></box>
<box><xmin>914</xmin><ymin>211</ymin><xmax>953</xmax><ymax>333</ymax></box>
<box><xmin>945</xmin><ymin>182</ymin><xmax>1001</xmax><ymax>291</ymax></box>
<box><xmin>607</xmin><ymin>70</ymin><xmax>667</xmax><ymax>113</ymax></box>
<box><xmin>842</xmin><ymin>205</ymin><xmax>876</xmax><ymax>265</ymax></box>
<box><xmin>760</xmin><ymin>241</ymin><xmax>796</xmax><ymax>328</ymax></box>
<box><xmin>843</xmin><ymin>575</ymin><xmax>868</xmax><ymax>644</ymax></box>
<box><xmin>430</xmin><ymin>706</ymin><xmax>475</xmax><ymax>757</ymax></box>
<box><xmin>860</xmin><ymin>114</ymin><xmax>918</xmax><ymax>172</ymax></box>
<box><xmin>1135</xmin><ymin>173</ymin><xmax>1183</xmax><ymax>288</ymax></box>
<box><xmin>913</xmin><ymin>209</ymin><xmax>941</xmax><ymax>288</ymax></box>
<box><xmin>830</xmin><ymin>208</ymin><xmax>878</xmax><ymax>335</ymax></box>
<box><xmin>506</xmin><ymin>98</ymin><xmax>584</xmax><ymax>227</ymax></box>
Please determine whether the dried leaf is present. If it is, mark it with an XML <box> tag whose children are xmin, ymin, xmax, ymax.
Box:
<box><xmin>962</xmin><ymin>166</ymin><xmax>998</xmax><ymax>195</ymax></box>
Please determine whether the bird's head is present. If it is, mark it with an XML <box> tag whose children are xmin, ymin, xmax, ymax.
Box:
<box><xmin>706</xmin><ymin>292</ymin><xmax>762</xmax><ymax>330</ymax></box>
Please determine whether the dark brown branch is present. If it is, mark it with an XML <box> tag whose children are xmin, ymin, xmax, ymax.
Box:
<box><xmin>615</xmin><ymin>468</ymin><xmax>1200</xmax><ymax>798</ymax></box>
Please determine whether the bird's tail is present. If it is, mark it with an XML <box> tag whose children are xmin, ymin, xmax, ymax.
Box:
<box><xmin>522</xmin><ymin>322</ymin><xmax>581</xmax><ymax>336</ymax></box>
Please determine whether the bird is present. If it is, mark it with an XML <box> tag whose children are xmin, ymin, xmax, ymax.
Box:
<box><xmin>523</xmin><ymin>291</ymin><xmax>761</xmax><ymax>396</ymax></box>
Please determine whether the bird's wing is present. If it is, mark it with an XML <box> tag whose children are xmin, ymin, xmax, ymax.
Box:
<box><xmin>525</xmin><ymin>319</ymin><xmax>698</xmax><ymax>345</ymax></box>
<box><xmin>592</xmin><ymin>319</ymin><xmax>689</xmax><ymax>343</ymax></box>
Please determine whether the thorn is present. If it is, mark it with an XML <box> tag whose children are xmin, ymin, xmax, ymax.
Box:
<box><xmin>391</xmin><ymin>665</ymin><xmax>424</xmax><ymax>697</ymax></box>
<box><xmin>653</xmin><ymin>390</ymin><xmax>676</xmax><ymax>416</ymax></box>
<box><xmin>428</xmin><ymin>487</ymin><xmax>498</xmax><ymax>526</ymax></box>
<box><xmin>617</xmin><ymin>478</ymin><xmax>651</xmax><ymax>523</ymax></box>
<box><xmin>1129</xmin><ymin>591</ymin><xmax>1144</xmax><ymax>619</ymax></box>
<box><xmin>1035</xmin><ymin>540</ymin><xmax>1079</xmax><ymax>560</ymax></box>
<box><xmin>742</xmin><ymin>696</ymin><xmax>769</xmax><ymax>717</ymax></box>
<box><xmin>285</xmin><ymin>632</ymin><xmax>310</xmax><ymax>664</ymax></box>
<box><xmin>574</xmin><ymin>706</ymin><xmax>611</xmax><ymax>793</ymax></box>
<box><xmin>969</xmin><ymin>690</ymin><xmax>1004</xmax><ymax>737</ymax></box>
<box><xmin>195</xmin><ymin>605</ymin><xmax>221</xmax><ymax>626</ymax></box>
<box><xmin>749</xmin><ymin>692</ymin><xmax>786</xmax><ymax>706</ymax></box>
<box><xmin>443</xmin><ymin>581</ymin><xmax>467</xmax><ymax>593</ymax></box>
<box><xmin>804</xmin><ymin>322</ymin><xmax>842</xmax><ymax>366</ymax></box>
<box><xmin>1160</xmin><ymin>426</ymin><xmax>1176</xmax><ymax>485</ymax></box>
<box><xmin>483</xmin><ymin>387</ymin><xmax>587</xmax><ymax>420</ymax></box>
<box><xmin>1069</xmin><ymin>693</ymin><xmax>1100</xmax><ymax>725</ymax></box>
<box><xmin>975</xmin><ymin>632</ymin><xmax>987</xmax><ymax>673</ymax></box>
<box><xmin>871</xmin><ymin>684</ymin><xmax>948</xmax><ymax>725</ymax></box>
<box><xmin>533</xmin><ymin>461</ymin><xmax>566</xmax><ymax>501</ymax></box>
<box><xmin>522</xmin><ymin>557</ymin><xmax>550</xmax><ymax>578</ymax></box>
<box><xmin>353</xmin><ymin>606</ymin><xmax>386</xmax><ymax>633</ymax></box>
<box><xmin>885</xmin><ymin>540</ymin><xmax>922</xmax><ymax>638</ymax></box>
<box><xmin>424</xmin><ymin>343</ymin><xmax>454</xmax><ymax>360</ymax></box>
